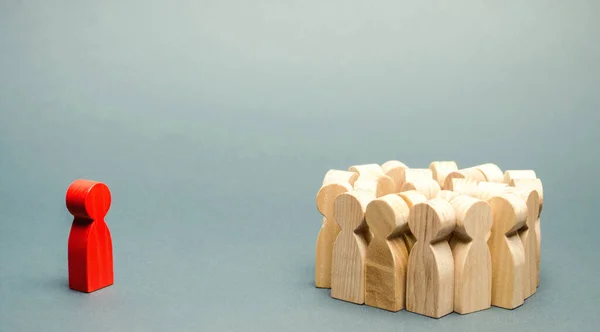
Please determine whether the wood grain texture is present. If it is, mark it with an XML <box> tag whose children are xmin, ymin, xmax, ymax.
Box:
<box><xmin>437</xmin><ymin>190</ymin><xmax>460</xmax><ymax>201</ymax></box>
<box><xmin>382</xmin><ymin>160</ymin><xmax>409</xmax><ymax>192</ymax></box>
<box><xmin>504</xmin><ymin>186</ymin><xmax>540</xmax><ymax>299</ymax></box>
<box><xmin>66</xmin><ymin>179</ymin><xmax>114</xmax><ymax>293</ymax></box>
<box><xmin>443</xmin><ymin>194</ymin><xmax>493</xmax><ymax>314</ymax></box>
<box><xmin>488</xmin><ymin>193</ymin><xmax>527</xmax><ymax>309</ymax></box>
<box><xmin>449</xmin><ymin>178</ymin><xmax>479</xmax><ymax>194</ymax></box>
<box><xmin>331</xmin><ymin>190</ymin><xmax>376</xmax><ymax>304</ymax></box>
<box><xmin>364</xmin><ymin>194</ymin><xmax>410</xmax><ymax>312</ymax></box>
<box><xmin>429</xmin><ymin>161</ymin><xmax>458</xmax><ymax>188</ymax></box>
<box><xmin>315</xmin><ymin>170</ymin><xmax>357</xmax><ymax>288</ymax></box>
<box><xmin>400</xmin><ymin>178</ymin><xmax>441</xmax><ymax>199</ymax></box>
<box><xmin>475</xmin><ymin>163</ymin><xmax>504</xmax><ymax>183</ymax></box>
<box><xmin>503</xmin><ymin>170</ymin><xmax>536</xmax><ymax>184</ymax></box>
<box><xmin>396</xmin><ymin>190</ymin><xmax>428</xmax><ymax>253</ymax></box>
<box><xmin>510</xmin><ymin>178</ymin><xmax>544</xmax><ymax>286</ymax></box>
<box><xmin>406</xmin><ymin>198</ymin><xmax>456</xmax><ymax>318</ymax></box>
<box><xmin>443</xmin><ymin>167</ymin><xmax>486</xmax><ymax>190</ymax></box>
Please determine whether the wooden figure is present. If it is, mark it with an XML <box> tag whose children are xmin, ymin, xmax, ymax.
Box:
<box><xmin>353</xmin><ymin>175</ymin><xmax>395</xmax><ymax>198</ymax></box>
<box><xmin>331</xmin><ymin>190</ymin><xmax>376</xmax><ymax>304</ymax></box>
<box><xmin>449</xmin><ymin>178</ymin><xmax>479</xmax><ymax>194</ymax></box>
<box><xmin>503</xmin><ymin>170</ymin><xmax>536</xmax><ymax>184</ymax></box>
<box><xmin>400</xmin><ymin>178</ymin><xmax>441</xmax><ymax>199</ymax></box>
<box><xmin>444</xmin><ymin>194</ymin><xmax>493</xmax><ymax>314</ymax></box>
<box><xmin>315</xmin><ymin>170</ymin><xmax>357</xmax><ymax>288</ymax></box>
<box><xmin>443</xmin><ymin>167</ymin><xmax>486</xmax><ymax>190</ymax></box>
<box><xmin>504</xmin><ymin>186</ymin><xmax>540</xmax><ymax>299</ymax></box>
<box><xmin>396</xmin><ymin>190</ymin><xmax>427</xmax><ymax>252</ymax></box>
<box><xmin>510</xmin><ymin>178</ymin><xmax>544</xmax><ymax>286</ymax></box>
<box><xmin>487</xmin><ymin>193</ymin><xmax>527</xmax><ymax>309</ymax></box>
<box><xmin>406</xmin><ymin>198</ymin><xmax>456</xmax><ymax>318</ymax></box>
<box><xmin>382</xmin><ymin>160</ymin><xmax>409</xmax><ymax>192</ymax></box>
<box><xmin>429</xmin><ymin>161</ymin><xmax>458</xmax><ymax>188</ymax></box>
<box><xmin>475</xmin><ymin>182</ymin><xmax>508</xmax><ymax>200</ymax></box>
<box><xmin>364</xmin><ymin>194</ymin><xmax>410</xmax><ymax>312</ymax></box>
<box><xmin>437</xmin><ymin>190</ymin><xmax>460</xmax><ymax>201</ymax></box>
<box><xmin>395</xmin><ymin>168</ymin><xmax>433</xmax><ymax>191</ymax></box>
<box><xmin>349</xmin><ymin>164</ymin><xmax>384</xmax><ymax>178</ymax></box>
<box><xmin>66</xmin><ymin>179</ymin><xmax>114</xmax><ymax>293</ymax></box>
<box><xmin>475</xmin><ymin>163</ymin><xmax>504</xmax><ymax>183</ymax></box>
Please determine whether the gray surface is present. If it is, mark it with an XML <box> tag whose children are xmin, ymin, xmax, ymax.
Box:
<box><xmin>1</xmin><ymin>1</ymin><xmax>599</xmax><ymax>331</ymax></box>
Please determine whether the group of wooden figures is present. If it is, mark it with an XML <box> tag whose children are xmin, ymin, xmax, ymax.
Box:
<box><xmin>315</xmin><ymin>161</ymin><xmax>543</xmax><ymax>318</ymax></box>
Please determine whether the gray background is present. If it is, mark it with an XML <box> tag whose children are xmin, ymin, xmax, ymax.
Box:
<box><xmin>1</xmin><ymin>1</ymin><xmax>598</xmax><ymax>331</ymax></box>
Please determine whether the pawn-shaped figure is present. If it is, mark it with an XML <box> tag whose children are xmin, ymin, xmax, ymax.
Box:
<box><xmin>406</xmin><ymin>198</ymin><xmax>456</xmax><ymax>318</ymax></box>
<box><xmin>488</xmin><ymin>193</ymin><xmax>527</xmax><ymax>309</ymax></box>
<box><xmin>364</xmin><ymin>194</ymin><xmax>410</xmax><ymax>312</ymax></box>
<box><xmin>447</xmin><ymin>195</ymin><xmax>493</xmax><ymax>314</ymax></box>
<box><xmin>331</xmin><ymin>190</ymin><xmax>375</xmax><ymax>304</ymax></box>
<box><xmin>66</xmin><ymin>179</ymin><xmax>114</xmax><ymax>293</ymax></box>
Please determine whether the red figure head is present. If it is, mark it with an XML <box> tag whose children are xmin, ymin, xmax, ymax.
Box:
<box><xmin>66</xmin><ymin>179</ymin><xmax>111</xmax><ymax>221</ymax></box>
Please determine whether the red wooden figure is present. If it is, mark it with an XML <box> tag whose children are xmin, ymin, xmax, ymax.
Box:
<box><xmin>66</xmin><ymin>179</ymin><xmax>114</xmax><ymax>293</ymax></box>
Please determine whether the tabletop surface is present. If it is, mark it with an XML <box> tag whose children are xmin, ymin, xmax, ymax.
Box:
<box><xmin>1</xmin><ymin>1</ymin><xmax>599</xmax><ymax>331</ymax></box>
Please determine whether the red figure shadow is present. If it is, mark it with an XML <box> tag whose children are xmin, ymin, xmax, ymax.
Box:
<box><xmin>66</xmin><ymin>179</ymin><xmax>114</xmax><ymax>293</ymax></box>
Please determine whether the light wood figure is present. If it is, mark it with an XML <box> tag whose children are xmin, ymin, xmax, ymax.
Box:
<box><xmin>331</xmin><ymin>190</ymin><xmax>376</xmax><ymax>304</ymax></box>
<box><xmin>504</xmin><ymin>186</ymin><xmax>540</xmax><ymax>299</ymax></box>
<box><xmin>364</xmin><ymin>194</ymin><xmax>410</xmax><ymax>312</ymax></box>
<box><xmin>476</xmin><ymin>182</ymin><xmax>508</xmax><ymax>200</ymax></box>
<box><xmin>315</xmin><ymin>170</ymin><xmax>358</xmax><ymax>288</ymax></box>
<box><xmin>429</xmin><ymin>161</ymin><xmax>458</xmax><ymax>188</ymax></box>
<box><xmin>444</xmin><ymin>194</ymin><xmax>493</xmax><ymax>314</ymax></box>
<box><xmin>354</xmin><ymin>176</ymin><xmax>395</xmax><ymax>198</ymax></box>
<box><xmin>349</xmin><ymin>164</ymin><xmax>384</xmax><ymax>178</ymax></box>
<box><xmin>382</xmin><ymin>160</ymin><xmax>409</xmax><ymax>192</ymax></box>
<box><xmin>396</xmin><ymin>190</ymin><xmax>428</xmax><ymax>252</ymax></box>
<box><xmin>437</xmin><ymin>190</ymin><xmax>460</xmax><ymax>201</ymax></box>
<box><xmin>449</xmin><ymin>178</ymin><xmax>479</xmax><ymax>195</ymax></box>
<box><xmin>406</xmin><ymin>198</ymin><xmax>456</xmax><ymax>318</ymax></box>
<box><xmin>510</xmin><ymin>178</ymin><xmax>544</xmax><ymax>286</ymax></box>
<box><xmin>488</xmin><ymin>193</ymin><xmax>527</xmax><ymax>309</ymax></box>
<box><xmin>400</xmin><ymin>178</ymin><xmax>441</xmax><ymax>199</ymax></box>
<box><xmin>395</xmin><ymin>168</ymin><xmax>433</xmax><ymax>191</ymax></box>
<box><xmin>443</xmin><ymin>167</ymin><xmax>486</xmax><ymax>190</ymax></box>
<box><xmin>503</xmin><ymin>170</ymin><xmax>536</xmax><ymax>184</ymax></box>
<box><xmin>475</xmin><ymin>163</ymin><xmax>504</xmax><ymax>183</ymax></box>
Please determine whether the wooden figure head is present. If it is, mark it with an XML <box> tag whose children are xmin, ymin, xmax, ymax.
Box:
<box><xmin>409</xmin><ymin>198</ymin><xmax>456</xmax><ymax>244</ymax></box>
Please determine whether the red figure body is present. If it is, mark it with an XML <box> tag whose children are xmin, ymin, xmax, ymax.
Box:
<box><xmin>66</xmin><ymin>179</ymin><xmax>114</xmax><ymax>293</ymax></box>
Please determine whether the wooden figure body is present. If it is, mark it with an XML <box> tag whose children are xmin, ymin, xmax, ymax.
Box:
<box><xmin>396</xmin><ymin>190</ymin><xmax>427</xmax><ymax>252</ymax></box>
<box><xmin>510</xmin><ymin>178</ymin><xmax>544</xmax><ymax>286</ymax></box>
<box><xmin>331</xmin><ymin>190</ymin><xmax>375</xmax><ymax>304</ymax></box>
<box><xmin>504</xmin><ymin>186</ymin><xmax>540</xmax><ymax>299</ymax></box>
<box><xmin>364</xmin><ymin>194</ymin><xmax>410</xmax><ymax>312</ymax></box>
<box><xmin>429</xmin><ymin>161</ymin><xmax>458</xmax><ymax>188</ymax></box>
<box><xmin>406</xmin><ymin>198</ymin><xmax>456</xmax><ymax>318</ymax></box>
<box><xmin>382</xmin><ymin>160</ymin><xmax>409</xmax><ymax>192</ymax></box>
<box><xmin>474</xmin><ymin>163</ymin><xmax>504</xmax><ymax>183</ymax></box>
<box><xmin>400</xmin><ymin>178</ymin><xmax>441</xmax><ymax>199</ymax></box>
<box><xmin>488</xmin><ymin>193</ymin><xmax>527</xmax><ymax>309</ymax></box>
<box><xmin>315</xmin><ymin>170</ymin><xmax>357</xmax><ymax>288</ymax></box>
<box><xmin>443</xmin><ymin>167</ymin><xmax>486</xmax><ymax>190</ymax></box>
<box><xmin>66</xmin><ymin>179</ymin><xmax>114</xmax><ymax>293</ymax></box>
<box><xmin>445</xmin><ymin>194</ymin><xmax>493</xmax><ymax>314</ymax></box>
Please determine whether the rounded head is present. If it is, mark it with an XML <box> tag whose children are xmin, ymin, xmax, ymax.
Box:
<box><xmin>408</xmin><ymin>198</ymin><xmax>456</xmax><ymax>242</ymax></box>
<box><xmin>437</xmin><ymin>190</ymin><xmax>459</xmax><ymax>202</ymax></box>
<box><xmin>488</xmin><ymin>194</ymin><xmax>528</xmax><ymax>234</ymax></box>
<box><xmin>365</xmin><ymin>194</ymin><xmax>410</xmax><ymax>238</ymax></box>
<box><xmin>475</xmin><ymin>163</ymin><xmax>503</xmax><ymax>183</ymax></box>
<box><xmin>510</xmin><ymin>178</ymin><xmax>543</xmax><ymax>214</ymax></box>
<box><xmin>397</xmin><ymin>190</ymin><xmax>427</xmax><ymax>208</ymax></box>
<box><xmin>316</xmin><ymin>182</ymin><xmax>353</xmax><ymax>218</ymax></box>
<box><xmin>348</xmin><ymin>164</ymin><xmax>384</xmax><ymax>178</ymax></box>
<box><xmin>504</xmin><ymin>170</ymin><xmax>536</xmax><ymax>184</ymax></box>
<box><xmin>66</xmin><ymin>179</ymin><xmax>111</xmax><ymax>220</ymax></box>
<box><xmin>334</xmin><ymin>190</ymin><xmax>375</xmax><ymax>230</ymax></box>
<box><xmin>322</xmin><ymin>169</ymin><xmax>358</xmax><ymax>187</ymax></box>
<box><xmin>400</xmin><ymin>178</ymin><xmax>440</xmax><ymax>199</ymax></box>
<box><xmin>449</xmin><ymin>195</ymin><xmax>492</xmax><ymax>240</ymax></box>
<box><xmin>443</xmin><ymin>171</ymin><xmax>466</xmax><ymax>190</ymax></box>
<box><xmin>381</xmin><ymin>161</ymin><xmax>408</xmax><ymax>192</ymax></box>
<box><xmin>429</xmin><ymin>161</ymin><xmax>458</xmax><ymax>187</ymax></box>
